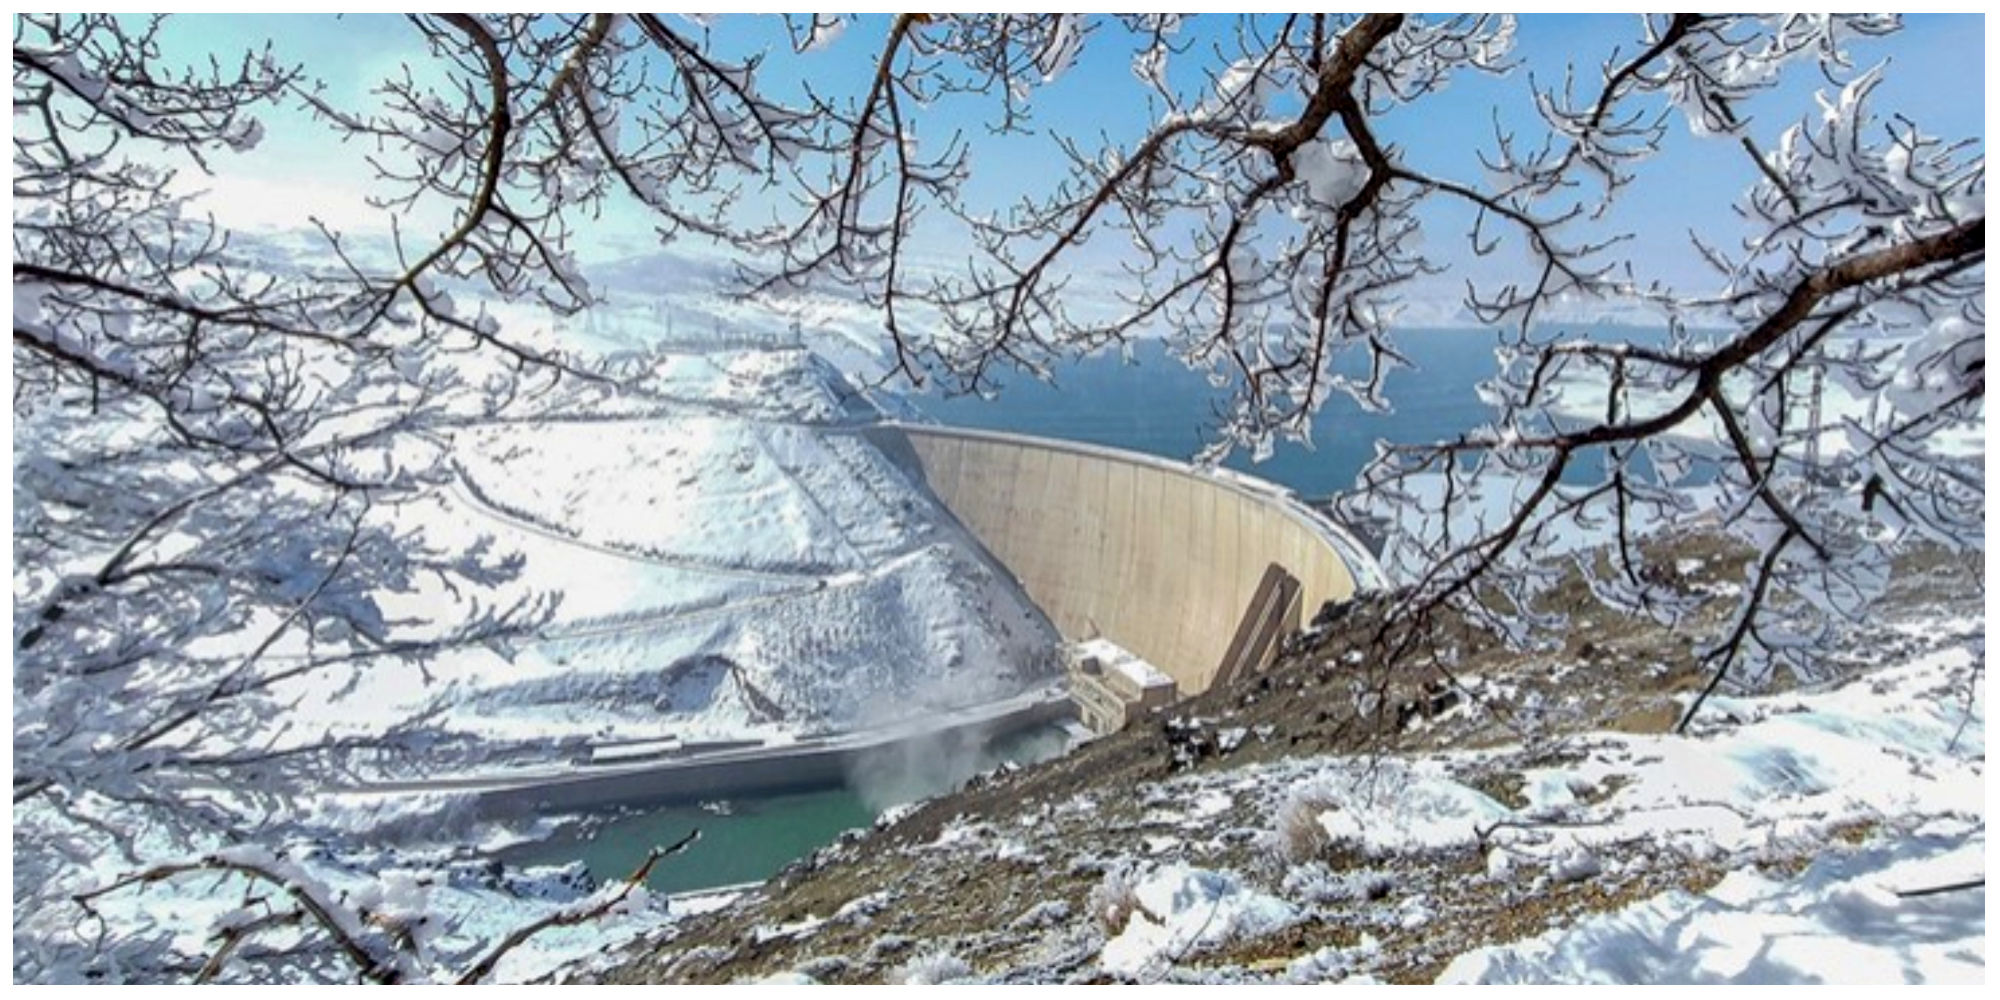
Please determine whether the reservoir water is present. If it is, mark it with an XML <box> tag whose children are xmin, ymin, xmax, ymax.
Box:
<box><xmin>916</xmin><ymin>328</ymin><xmax>1522</xmax><ymax>499</ymax></box>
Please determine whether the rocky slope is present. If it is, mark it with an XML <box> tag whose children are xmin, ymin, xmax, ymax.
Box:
<box><xmin>582</xmin><ymin>543</ymin><xmax>1984</xmax><ymax>985</ymax></box>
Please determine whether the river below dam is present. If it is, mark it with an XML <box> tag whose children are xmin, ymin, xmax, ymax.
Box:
<box><xmin>503</xmin><ymin>720</ymin><xmax>1078</xmax><ymax>893</ymax></box>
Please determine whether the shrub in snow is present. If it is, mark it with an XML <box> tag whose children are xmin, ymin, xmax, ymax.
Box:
<box><xmin>1284</xmin><ymin>944</ymin><xmax>1354</xmax><ymax>983</ymax></box>
<box><xmin>1009</xmin><ymin>899</ymin><xmax>1073</xmax><ymax>931</ymax></box>
<box><xmin>1270</xmin><ymin>791</ymin><xmax>1332</xmax><ymax>867</ymax></box>
<box><xmin>1266</xmin><ymin>784</ymin><xmax>1364</xmax><ymax>868</ymax></box>
<box><xmin>1263</xmin><ymin>761</ymin><xmax>1514</xmax><ymax>866</ymax></box>
<box><xmin>833</xmin><ymin>889</ymin><xmax>894</xmax><ymax>925</ymax></box>
<box><xmin>795</xmin><ymin>955</ymin><xmax>852</xmax><ymax>980</ymax></box>
<box><xmin>1087</xmin><ymin>862</ymin><xmax>1144</xmax><ymax>935</ymax></box>
<box><xmin>1548</xmin><ymin>847</ymin><xmax>1603</xmax><ymax>884</ymax></box>
<box><xmin>1067</xmin><ymin>855</ymin><xmax>1110</xmax><ymax>878</ymax></box>
<box><xmin>888</xmin><ymin>948</ymin><xmax>972</xmax><ymax>985</ymax></box>
<box><xmin>1279</xmin><ymin>862</ymin><xmax>1394</xmax><ymax>905</ymax></box>
<box><xmin>1098</xmin><ymin>864</ymin><xmax>1298</xmax><ymax>978</ymax></box>
<box><xmin>863</xmin><ymin>934</ymin><xmax>915</xmax><ymax>964</ymax></box>
<box><xmin>663</xmin><ymin>945</ymin><xmax>735</xmax><ymax>981</ymax></box>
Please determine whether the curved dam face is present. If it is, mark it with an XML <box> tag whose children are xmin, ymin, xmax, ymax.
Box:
<box><xmin>869</xmin><ymin>425</ymin><xmax>1383</xmax><ymax>696</ymax></box>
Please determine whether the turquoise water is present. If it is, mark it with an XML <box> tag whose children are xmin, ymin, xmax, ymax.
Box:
<box><xmin>504</xmin><ymin>786</ymin><xmax>877</xmax><ymax>895</ymax></box>
<box><xmin>505</xmin><ymin>722</ymin><xmax>1075</xmax><ymax>893</ymax></box>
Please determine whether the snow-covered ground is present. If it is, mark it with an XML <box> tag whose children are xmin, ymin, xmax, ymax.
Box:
<box><xmin>619</xmin><ymin>604</ymin><xmax>1983</xmax><ymax>985</ymax></box>
<box><xmin>1440</xmin><ymin>828</ymin><xmax>1983</xmax><ymax>984</ymax></box>
<box><xmin>236</xmin><ymin>344</ymin><xmax>1062</xmax><ymax>769</ymax></box>
<box><xmin>1107</xmin><ymin>632</ymin><xmax>1984</xmax><ymax>983</ymax></box>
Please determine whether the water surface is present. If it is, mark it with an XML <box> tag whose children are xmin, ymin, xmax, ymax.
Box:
<box><xmin>916</xmin><ymin>326</ymin><xmax>1680</xmax><ymax>495</ymax></box>
<box><xmin>506</xmin><ymin>721</ymin><xmax>1075</xmax><ymax>892</ymax></box>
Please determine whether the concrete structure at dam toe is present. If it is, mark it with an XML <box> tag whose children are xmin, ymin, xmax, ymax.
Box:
<box><xmin>871</xmin><ymin>425</ymin><xmax>1384</xmax><ymax>698</ymax></box>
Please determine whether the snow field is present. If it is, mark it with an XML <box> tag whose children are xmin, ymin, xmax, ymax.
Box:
<box><xmin>266</xmin><ymin>347</ymin><xmax>1064</xmax><ymax>768</ymax></box>
<box><xmin>709</xmin><ymin>608</ymin><xmax>1980</xmax><ymax>984</ymax></box>
<box><xmin>1125</xmin><ymin>615</ymin><xmax>1984</xmax><ymax>982</ymax></box>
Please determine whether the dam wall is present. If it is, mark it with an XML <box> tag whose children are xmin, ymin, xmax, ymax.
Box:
<box><xmin>872</xmin><ymin>425</ymin><xmax>1384</xmax><ymax>695</ymax></box>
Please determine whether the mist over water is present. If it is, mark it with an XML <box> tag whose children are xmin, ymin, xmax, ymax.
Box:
<box><xmin>843</xmin><ymin>718</ymin><xmax>1075</xmax><ymax>814</ymax></box>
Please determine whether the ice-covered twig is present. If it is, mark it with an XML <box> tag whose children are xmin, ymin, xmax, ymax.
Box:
<box><xmin>453</xmin><ymin>827</ymin><xmax>700</xmax><ymax>985</ymax></box>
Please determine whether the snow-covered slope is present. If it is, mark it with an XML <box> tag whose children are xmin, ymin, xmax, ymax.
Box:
<box><xmin>255</xmin><ymin>344</ymin><xmax>1062</xmax><ymax>770</ymax></box>
<box><xmin>1439</xmin><ymin>827</ymin><xmax>1983</xmax><ymax>984</ymax></box>
<box><xmin>1099</xmin><ymin>637</ymin><xmax>1985</xmax><ymax>984</ymax></box>
<box><xmin>605</xmin><ymin>599</ymin><xmax>1983</xmax><ymax>985</ymax></box>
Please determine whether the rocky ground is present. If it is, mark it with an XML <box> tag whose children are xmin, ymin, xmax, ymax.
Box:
<box><xmin>573</xmin><ymin>538</ymin><xmax>1983</xmax><ymax>985</ymax></box>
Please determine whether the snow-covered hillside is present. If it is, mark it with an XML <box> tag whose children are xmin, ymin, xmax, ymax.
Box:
<box><xmin>261</xmin><ymin>344</ymin><xmax>1062</xmax><ymax>769</ymax></box>
<box><xmin>604</xmin><ymin>589</ymin><xmax>1983</xmax><ymax>985</ymax></box>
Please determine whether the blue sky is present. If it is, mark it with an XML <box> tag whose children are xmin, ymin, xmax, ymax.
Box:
<box><xmin>147</xmin><ymin>14</ymin><xmax>1984</xmax><ymax>327</ymax></box>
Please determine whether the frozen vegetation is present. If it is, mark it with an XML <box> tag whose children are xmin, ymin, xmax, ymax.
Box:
<box><xmin>13</xmin><ymin>13</ymin><xmax>1980</xmax><ymax>986</ymax></box>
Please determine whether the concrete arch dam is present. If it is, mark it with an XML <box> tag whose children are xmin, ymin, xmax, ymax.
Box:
<box><xmin>869</xmin><ymin>425</ymin><xmax>1385</xmax><ymax>696</ymax></box>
